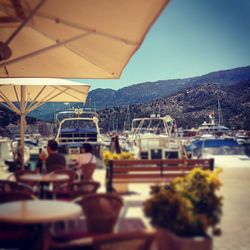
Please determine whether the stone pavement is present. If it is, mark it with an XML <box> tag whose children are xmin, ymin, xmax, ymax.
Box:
<box><xmin>213</xmin><ymin>168</ymin><xmax>250</xmax><ymax>250</ymax></box>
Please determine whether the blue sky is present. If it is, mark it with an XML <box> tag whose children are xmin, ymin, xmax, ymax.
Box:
<box><xmin>75</xmin><ymin>0</ymin><xmax>250</xmax><ymax>90</ymax></box>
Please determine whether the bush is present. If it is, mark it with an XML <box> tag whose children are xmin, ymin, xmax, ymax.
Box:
<box><xmin>144</xmin><ymin>168</ymin><xmax>223</xmax><ymax>237</ymax></box>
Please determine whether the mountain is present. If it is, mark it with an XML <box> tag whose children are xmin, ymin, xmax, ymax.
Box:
<box><xmin>28</xmin><ymin>65</ymin><xmax>250</xmax><ymax>121</ymax></box>
<box><xmin>1</xmin><ymin>66</ymin><xmax>249</xmax><ymax>133</ymax></box>
<box><xmin>97</xmin><ymin>80</ymin><xmax>250</xmax><ymax>131</ymax></box>
<box><xmin>86</xmin><ymin>65</ymin><xmax>250</xmax><ymax>109</ymax></box>
<box><xmin>0</xmin><ymin>105</ymin><xmax>36</xmax><ymax>137</ymax></box>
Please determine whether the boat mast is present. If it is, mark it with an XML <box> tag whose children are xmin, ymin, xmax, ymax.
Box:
<box><xmin>217</xmin><ymin>99</ymin><xmax>223</xmax><ymax>126</ymax></box>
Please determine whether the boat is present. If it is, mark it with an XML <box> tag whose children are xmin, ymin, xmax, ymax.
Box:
<box><xmin>198</xmin><ymin>100</ymin><xmax>230</xmax><ymax>137</ymax></box>
<box><xmin>130</xmin><ymin>114</ymin><xmax>173</xmax><ymax>138</ymax></box>
<box><xmin>55</xmin><ymin>108</ymin><xmax>100</xmax><ymax>143</ymax></box>
<box><xmin>55</xmin><ymin>108</ymin><xmax>104</xmax><ymax>157</ymax></box>
<box><xmin>189</xmin><ymin>138</ymin><xmax>250</xmax><ymax>168</ymax></box>
<box><xmin>0</xmin><ymin>137</ymin><xmax>12</xmax><ymax>166</ymax></box>
<box><xmin>127</xmin><ymin>114</ymin><xmax>184</xmax><ymax>160</ymax></box>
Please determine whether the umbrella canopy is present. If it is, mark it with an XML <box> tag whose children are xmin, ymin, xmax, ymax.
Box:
<box><xmin>0</xmin><ymin>78</ymin><xmax>90</xmax><ymax>167</ymax></box>
<box><xmin>0</xmin><ymin>78</ymin><xmax>90</xmax><ymax>110</ymax></box>
<box><xmin>0</xmin><ymin>0</ymin><xmax>169</xmax><ymax>78</ymax></box>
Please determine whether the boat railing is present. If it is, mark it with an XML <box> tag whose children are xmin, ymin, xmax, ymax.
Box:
<box><xmin>55</xmin><ymin>109</ymin><xmax>99</xmax><ymax>125</ymax></box>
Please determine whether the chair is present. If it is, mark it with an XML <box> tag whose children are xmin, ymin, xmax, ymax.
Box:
<box><xmin>50</xmin><ymin>169</ymin><xmax>79</xmax><ymax>196</ymax></box>
<box><xmin>80</xmin><ymin>163</ymin><xmax>96</xmax><ymax>180</ymax></box>
<box><xmin>50</xmin><ymin>169</ymin><xmax>78</xmax><ymax>183</ymax></box>
<box><xmin>0</xmin><ymin>180</ymin><xmax>36</xmax><ymax>196</ymax></box>
<box><xmin>92</xmin><ymin>231</ymin><xmax>156</xmax><ymax>250</ymax></box>
<box><xmin>0</xmin><ymin>190</ymin><xmax>37</xmax><ymax>203</ymax></box>
<box><xmin>13</xmin><ymin>169</ymin><xmax>36</xmax><ymax>182</ymax></box>
<box><xmin>11</xmin><ymin>169</ymin><xmax>40</xmax><ymax>193</ymax></box>
<box><xmin>50</xmin><ymin>231</ymin><xmax>156</xmax><ymax>250</ymax></box>
<box><xmin>13</xmin><ymin>169</ymin><xmax>37</xmax><ymax>186</ymax></box>
<box><xmin>47</xmin><ymin>164</ymin><xmax>67</xmax><ymax>173</ymax></box>
<box><xmin>53</xmin><ymin>180</ymin><xmax>100</xmax><ymax>200</ymax></box>
<box><xmin>0</xmin><ymin>191</ymin><xmax>37</xmax><ymax>249</ymax></box>
<box><xmin>76</xmin><ymin>193</ymin><xmax>123</xmax><ymax>233</ymax></box>
<box><xmin>0</xmin><ymin>179</ymin><xmax>19</xmax><ymax>192</ymax></box>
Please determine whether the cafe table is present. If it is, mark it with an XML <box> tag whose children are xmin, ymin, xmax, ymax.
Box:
<box><xmin>0</xmin><ymin>200</ymin><xmax>82</xmax><ymax>250</ymax></box>
<box><xmin>20</xmin><ymin>173</ymin><xmax>69</xmax><ymax>199</ymax></box>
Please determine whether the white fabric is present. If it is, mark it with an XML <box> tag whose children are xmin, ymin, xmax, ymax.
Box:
<box><xmin>0</xmin><ymin>0</ymin><xmax>169</xmax><ymax>78</ymax></box>
<box><xmin>78</xmin><ymin>153</ymin><xmax>96</xmax><ymax>165</ymax></box>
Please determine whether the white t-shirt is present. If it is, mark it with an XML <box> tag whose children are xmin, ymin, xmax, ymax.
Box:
<box><xmin>78</xmin><ymin>153</ymin><xmax>96</xmax><ymax>165</ymax></box>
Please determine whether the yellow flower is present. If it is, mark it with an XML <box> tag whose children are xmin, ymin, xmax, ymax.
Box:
<box><xmin>119</xmin><ymin>151</ymin><xmax>130</xmax><ymax>159</ymax></box>
<box><xmin>102</xmin><ymin>150</ymin><xmax>113</xmax><ymax>160</ymax></box>
<box><xmin>144</xmin><ymin>167</ymin><xmax>223</xmax><ymax>236</ymax></box>
<box><xmin>102</xmin><ymin>150</ymin><xmax>135</xmax><ymax>166</ymax></box>
<box><xmin>112</xmin><ymin>153</ymin><xmax>120</xmax><ymax>160</ymax></box>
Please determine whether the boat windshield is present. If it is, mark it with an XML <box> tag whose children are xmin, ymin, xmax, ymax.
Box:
<box><xmin>61</xmin><ymin>119</ymin><xmax>96</xmax><ymax>130</ymax></box>
<box><xmin>132</xmin><ymin>119</ymin><xmax>169</xmax><ymax>134</ymax></box>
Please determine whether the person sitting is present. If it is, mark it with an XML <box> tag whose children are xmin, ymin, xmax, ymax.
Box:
<box><xmin>78</xmin><ymin>143</ymin><xmax>96</xmax><ymax>165</ymax></box>
<box><xmin>75</xmin><ymin>143</ymin><xmax>96</xmax><ymax>179</ymax></box>
<box><xmin>36</xmin><ymin>139</ymin><xmax>66</xmax><ymax>173</ymax></box>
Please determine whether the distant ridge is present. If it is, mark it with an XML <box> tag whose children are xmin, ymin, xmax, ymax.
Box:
<box><xmin>86</xmin><ymin>65</ymin><xmax>250</xmax><ymax>109</ymax></box>
<box><xmin>97</xmin><ymin>80</ymin><xmax>250</xmax><ymax>131</ymax></box>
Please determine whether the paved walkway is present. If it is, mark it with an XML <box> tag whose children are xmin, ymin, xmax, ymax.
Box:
<box><xmin>214</xmin><ymin>168</ymin><xmax>250</xmax><ymax>250</ymax></box>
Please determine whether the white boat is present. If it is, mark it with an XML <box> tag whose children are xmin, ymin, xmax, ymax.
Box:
<box><xmin>130</xmin><ymin>114</ymin><xmax>173</xmax><ymax>138</ymax></box>
<box><xmin>127</xmin><ymin>114</ymin><xmax>184</xmax><ymax>160</ymax></box>
<box><xmin>11</xmin><ymin>138</ymin><xmax>33</xmax><ymax>164</ymax></box>
<box><xmin>190</xmin><ymin>138</ymin><xmax>250</xmax><ymax>168</ymax></box>
<box><xmin>198</xmin><ymin>121</ymin><xmax>229</xmax><ymax>137</ymax></box>
<box><xmin>0</xmin><ymin>137</ymin><xmax>12</xmax><ymax>162</ymax></box>
<box><xmin>198</xmin><ymin>100</ymin><xmax>230</xmax><ymax>137</ymax></box>
<box><xmin>55</xmin><ymin>108</ymin><xmax>105</xmax><ymax>158</ymax></box>
<box><xmin>55</xmin><ymin>108</ymin><xmax>101</xmax><ymax>144</ymax></box>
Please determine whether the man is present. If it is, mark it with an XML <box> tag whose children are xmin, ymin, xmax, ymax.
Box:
<box><xmin>36</xmin><ymin>139</ymin><xmax>66</xmax><ymax>173</ymax></box>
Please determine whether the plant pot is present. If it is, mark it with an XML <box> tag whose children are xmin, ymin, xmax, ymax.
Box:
<box><xmin>156</xmin><ymin>228</ymin><xmax>212</xmax><ymax>250</ymax></box>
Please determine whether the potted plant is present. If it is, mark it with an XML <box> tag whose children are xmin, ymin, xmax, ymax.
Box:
<box><xmin>102</xmin><ymin>150</ymin><xmax>135</xmax><ymax>193</ymax></box>
<box><xmin>143</xmin><ymin>168</ymin><xmax>223</xmax><ymax>250</ymax></box>
<box><xmin>102</xmin><ymin>150</ymin><xmax>135</xmax><ymax>167</ymax></box>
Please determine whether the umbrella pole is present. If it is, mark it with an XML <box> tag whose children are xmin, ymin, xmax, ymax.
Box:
<box><xmin>20</xmin><ymin>85</ymin><xmax>26</xmax><ymax>170</ymax></box>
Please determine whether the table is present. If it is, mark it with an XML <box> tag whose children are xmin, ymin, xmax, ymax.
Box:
<box><xmin>0</xmin><ymin>200</ymin><xmax>82</xmax><ymax>250</ymax></box>
<box><xmin>20</xmin><ymin>174</ymin><xmax>69</xmax><ymax>199</ymax></box>
<box><xmin>0</xmin><ymin>200</ymin><xmax>82</xmax><ymax>224</ymax></box>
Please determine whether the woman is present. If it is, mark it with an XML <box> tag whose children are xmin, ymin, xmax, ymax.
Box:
<box><xmin>78</xmin><ymin>143</ymin><xmax>96</xmax><ymax>165</ymax></box>
<box><xmin>76</xmin><ymin>143</ymin><xmax>96</xmax><ymax>180</ymax></box>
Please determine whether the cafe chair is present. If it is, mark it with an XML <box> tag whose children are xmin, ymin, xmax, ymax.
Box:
<box><xmin>49</xmin><ymin>169</ymin><xmax>79</xmax><ymax>197</ymax></box>
<box><xmin>80</xmin><ymin>163</ymin><xmax>96</xmax><ymax>181</ymax></box>
<box><xmin>50</xmin><ymin>193</ymin><xmax>123</xmax><ymax>244</ymax></box>
<box><xmin>50</xmin><ymin>169</ymin><xmax>78</xmax><ymax>183</ymax></box>
<box><xmin>51</xmin><ymin>181</ymin><xmax>100</xmax><ymax>240</ymax></box>
<box><xmin>0</xmin><ymin>180</ymin><xmax>36</xmax><ymax>196</ymax></box>
<box><xmin>92</xmin><ymin>231</ymin><xmax>156</xmax><ymax>250</ymax></box>
<box><xmin>10</xmin><ymin>169</ymin><xmax>38</xmax><ymax>188</ymax></box>
<box><xmin>50</xmin><ymin>231</ymin><xmax>156</xmax><ymax>250</ymax></box>
<box><xmin>76</xmin><ymin>193</ymin><xmax>123</xmax><ymax>234</ymax></box>
<box><xmin>47</xmin><ymin>164</ymin><xmax>67</xmax><ymax>173</ymax></box>
<box><xmin>12</xmin><ymin>169</ymin><xmax>36</xmax><ymax>181</ymax></box>
<box><xmin>0</xmin><ymin>190</ymin><xmax>37</xmax><ymax>203</ymax></box>
<box><xmin>53</xmin><ymin>180</ymin><xmax>100</xmax><ymax>200</ymax></box>
<box><xmin>0</xmin><ymin>191</ymin><xmax>37</xmax><ymax>250</ymax></box>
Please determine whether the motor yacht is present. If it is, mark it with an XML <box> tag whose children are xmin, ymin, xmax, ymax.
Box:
<box><xmin>190</xmin><ymin>138</ymin><xmax>250</xmax><ymax>168</ymax></box>
<box><xmin>127</xmin><ymin>114</ymin><xmax>184</xmax><ymax>160</ymax></box>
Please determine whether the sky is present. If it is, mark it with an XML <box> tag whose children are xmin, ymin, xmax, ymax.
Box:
<box><xmin>75</xmin><ymin>0</ymin><xmax>250</xmax><ymax>91</ymax></box>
